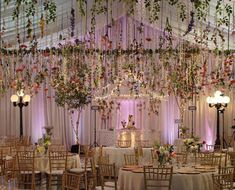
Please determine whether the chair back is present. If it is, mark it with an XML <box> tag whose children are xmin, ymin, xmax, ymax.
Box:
<box><xmin>175</xmin><ymin>153</ymin><xmax>187</xmax><ymax>165</ymax></box>
<box><xmin>0</xmin><ymin>146</ymin><xmax>11</xmax><ymax>158</ymax></box>
<box><xmin>219</xmin><ymin>166</ymin><xmax>234</xmax><ymax>174</ymax></box>
<box><xmin>124</xmin><ymin>154</ymin><xmax>138</xmax><ymax>166</ymax></box>
<box><xmin>17</xmin><ymin>150</ymin><xmax>37</xmax><ymax>189</ymax></box>
<box><xmin>99</xmin><ymin>163</ymin><xmax>117</xmax><ymax>190</ymax></box>
<box><xmin>62</xmin><ymin>171</ymin><xmax>81</xmax><ymax>190</ymax></box>
<box><xmin>228</xmin><ymin>152</ymin><xmax>235</xmax><ymax>166</ymax></box>
<box><xmin>143</xmin><ymin>166</ymin><xmax>173</xmax><ymax>190</ymax></box>
<box><xmin>98</xmin><ymin>155</ymin><xmax>109</xmax><ymax>165</ymax></box>
<box><xmin>49</xmin><ymin>145</ymin><xmax>66</xmax><ymax>151</ymax></box>
<box><xmin>49</xmin><ymin>150</ymin><xmax>68</xmax><ymax>173</ymax></box>
<box><xmin>198</xmin><ymin>152</ymin><xmax>221</xmax><ymax>166</ymax></box>
<box><xmin>84</xmin><ymin>148</ymin><xmax>96</xmax><ymax>174</ymax></box>
<box><xmin>17</xmin><ymin>150</ymin><xmax>35</xmax><ymax>174</ymax></box>
<box><xmin>212</xmin><ymin>173</ymin><xmax>233</xmax><ymax>190</ymax></box>
<box><xmin>5</xmin><ymin>137</ymin><xmax>16</xmax><ymax>147</ymax></box>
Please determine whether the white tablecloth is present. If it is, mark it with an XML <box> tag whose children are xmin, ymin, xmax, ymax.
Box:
<box><xmin>98</xmin><ymin>147</ymin><xmax>152</xmax><ymax>168</ymax></box>
<box><xmin>118</xmin><ymin>168</ymin><xmax>214</xmax><ymax>190</ymax></box>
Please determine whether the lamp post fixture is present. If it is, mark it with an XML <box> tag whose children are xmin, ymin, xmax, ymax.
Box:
<box><xmin>206</xmin><ymin>91</ymin><xmax>230</xmax><ymax>146</ymax></box>
<box><xmin>10</xmin><ymin>89</ymin><xmax>31</xmax><ymax>137</ymax></box>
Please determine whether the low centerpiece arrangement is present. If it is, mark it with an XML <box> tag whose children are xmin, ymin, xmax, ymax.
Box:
<box><xmin>183</xmin><ymin>136</ymin><xmax>206</xmax><ymax>153</ymax></box>
<box><xmin>153</xmin><ymin>142</ymin><xmax>175</xmax><ymax>166</ymax></box>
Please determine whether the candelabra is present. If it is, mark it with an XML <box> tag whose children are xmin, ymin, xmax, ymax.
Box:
<box><xmin>207</xmin><ymin>91</ymin><xmax>230</xmax><ymax>147</ymax></box>
<box><xmin>10</xmin><ymin>89</ymin><xmax>31</xmax><ymax>137</ymax></box>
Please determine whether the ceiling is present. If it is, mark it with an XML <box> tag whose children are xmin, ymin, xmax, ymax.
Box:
<box><xmin>0</xmin><ymin>0</ymin><xmax>234</xmax><ymax>50</ymax></box>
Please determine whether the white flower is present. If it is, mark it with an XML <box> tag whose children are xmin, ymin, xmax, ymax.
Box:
<box><xmin>159</xmin><ymin>146</ymin><xmax>165</xmax><ymax>153</ymax></box>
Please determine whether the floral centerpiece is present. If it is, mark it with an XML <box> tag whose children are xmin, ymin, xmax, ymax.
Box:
<box><xmin>153</xmin><ymin>142</ymin><xmax>175</xmax><ymax>165</ymax></box>
<box><xmin>183</xmin><ymin>136</ymin><xmax>206</xmax><ymax>152</ymax></box>
<box><xmin>36</xmin><ymin>134</ymin><xmax>51</xmax><ymax>154</ymax></box>
<box><xmin>179</xmin><ymin>126</ymin><xmax>189</xmax><ymax>139</ymax></box>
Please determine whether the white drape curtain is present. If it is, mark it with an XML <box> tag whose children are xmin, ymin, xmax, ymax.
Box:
<box><xmin>0</xmin><ymin>88</ymin><xmax>234</xmax><ymax>147</ymax></box>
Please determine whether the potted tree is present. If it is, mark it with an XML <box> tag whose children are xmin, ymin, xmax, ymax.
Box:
<box><xmin>52</xmin><ymin>62</ymin><xmax>91</xmax><ymax>153</ymax></box>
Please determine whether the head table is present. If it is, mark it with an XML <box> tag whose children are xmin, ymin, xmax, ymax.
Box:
<box><xmin>118</xmin><ymin>166</ymin><xmax>214</xmax><ymax>190</ymax></box>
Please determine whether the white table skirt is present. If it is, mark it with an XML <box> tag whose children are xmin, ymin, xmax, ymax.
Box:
<box><xmin>98</xmin><ymin>147</ymin><xmax>152</xmax><ymax>168</ymax></box>
<box><xmin>118</xmin><ymin>169</ymin><xmax>213</xmax><ymax>190</ymax></box>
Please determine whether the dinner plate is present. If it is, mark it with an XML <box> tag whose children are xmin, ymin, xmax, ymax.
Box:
<box><xmin>178</xmin><ymin>171</ymin><xmax>201</xmax><ymax>174</ymax></box>
<box><xmin>122</xmin><ymin>168</ymin><xmax>134</xmax><ymax>171</ymax></box>
<box><xmin>195</xmin><ymin>165</ymin><xmax>215</xmax><ymax>170</ymax></box>
<box><xmin>132</xmin><ymin>169</ymin><xmax>144</xmax><ymax>173</ymax></box>
<box><xmin>194</xmin><ymin>169</ymin><xmax>215</xmax><ymax>173</ymax></box>
<box><xmin>123</xmin><ymin>165</ymin><xmax>140</xmax><ymax>168</ymax></box>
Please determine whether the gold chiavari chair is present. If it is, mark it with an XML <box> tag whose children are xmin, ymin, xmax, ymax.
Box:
<box><xmin>227</xmin><ymin>152</ymin><xmax>235</xmax><ymax>166</ymax></box>
<box><xmin>18</xmin><ymin>136</ymin><xmax>31</xmax><ymax>146</ymax></box>
<box><xmin>79</xmin><ymin>148</ymin><xmax>97</xmax><ymax>190</ymax></box>
<box><xmin>17</xmin><ymin>150</ymin><xmax>41</xmax><ymax>190</ymax></box>
<box><xmin>218</xmin><ymin>165</ymin><xmax>234</xmax><ymax>175</ymax></box>
<box><xmin>0</xmin><ymin>146</ymin><xmax>13</xmax><ymax>178</ymax></box>
<box><xmin>5</xmin><ymin>137</ymin><xmax>16</xmax><ymax>147</ymax></box>
<box><xmin>47</xmin><ymin>150</ymin><xmax>68</xmax><ymax>189</ymax></box>
<box><xmin>124</xmin><ymin>154</ymin><xmax>138</xmax><ymax>166</ymax></box>
<box><xmin>143</xmin><ymin>166</ymin><xmax>173</xmax><ymax>190</ymax></box>
<box><xmin>4</xmin><ymin>158</ymin><xmax>17</xmax><ymax>186</ymax></box>
<box><xmin>49</xmin><ymin>145</ymin><xmax>66</xmax><ymax>151</ymax></box>
<box><xmin>97</xmin><ymin>155</ymin><xmax>109</xmax><ymax>165</ymax></box>
<box><xmin>212</xmin><ymin>173</ymin><xmax>233</xmax><ymax>190</ymax></box>
<box><xmin>175</xmin><ymin>153</ymin><xmax>187</xmax><ymax>165</ymax></box>
<box><xmin>62</xmin><ymin>171</ymin><xmax>81</xmax><ymax>190</ymax></box>
<box><xmin>96</xmin><ymin>163</ymin><xmax>118</xmax><ymax>190</ymax></box>
<box><xmin>70</xmin><ymin>147</ymin><xmax>97</xmax><ymax>190</ymax></box>
<box><xmin>198</xmin><ymin>152</ymin><xmax>222</xmax><ymax>166</ymax></box>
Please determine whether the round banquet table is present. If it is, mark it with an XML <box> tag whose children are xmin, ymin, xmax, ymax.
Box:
<box><xmin>97</xmin><ymin>147</ymin><xmax>152</xmax><ymax>168</ymax></box>
<box><xmin>118</xmin><ymin>167</ymin><xmax>214</xmax><ymax>190</ymax></box>
<box><xmin>34</xmin><ymin>154</ymin><xmax>81</xmax><ymax>173</ymax></box>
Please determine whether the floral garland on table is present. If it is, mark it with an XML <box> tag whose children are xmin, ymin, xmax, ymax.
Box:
<box><xmin>153</xmin><ymin>142</ymin><xmax>175</xmax><ymax>165</ymax></box>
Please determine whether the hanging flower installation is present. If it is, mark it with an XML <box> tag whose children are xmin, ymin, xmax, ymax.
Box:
<box><xmin>0</xmin><ymin>0</ymin><xmax>234</xmax><ymax>133</ymax></box>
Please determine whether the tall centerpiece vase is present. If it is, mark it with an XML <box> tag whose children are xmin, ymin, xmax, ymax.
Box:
<box><xmin>158</xmin><ymin>154</ymin><xmax>167</xmax><ymax>166</ymax></box>
<box><xmin>43</xmin><ymin>126</ymin><xmax>53</xmax><ymax>154</ymax></box>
